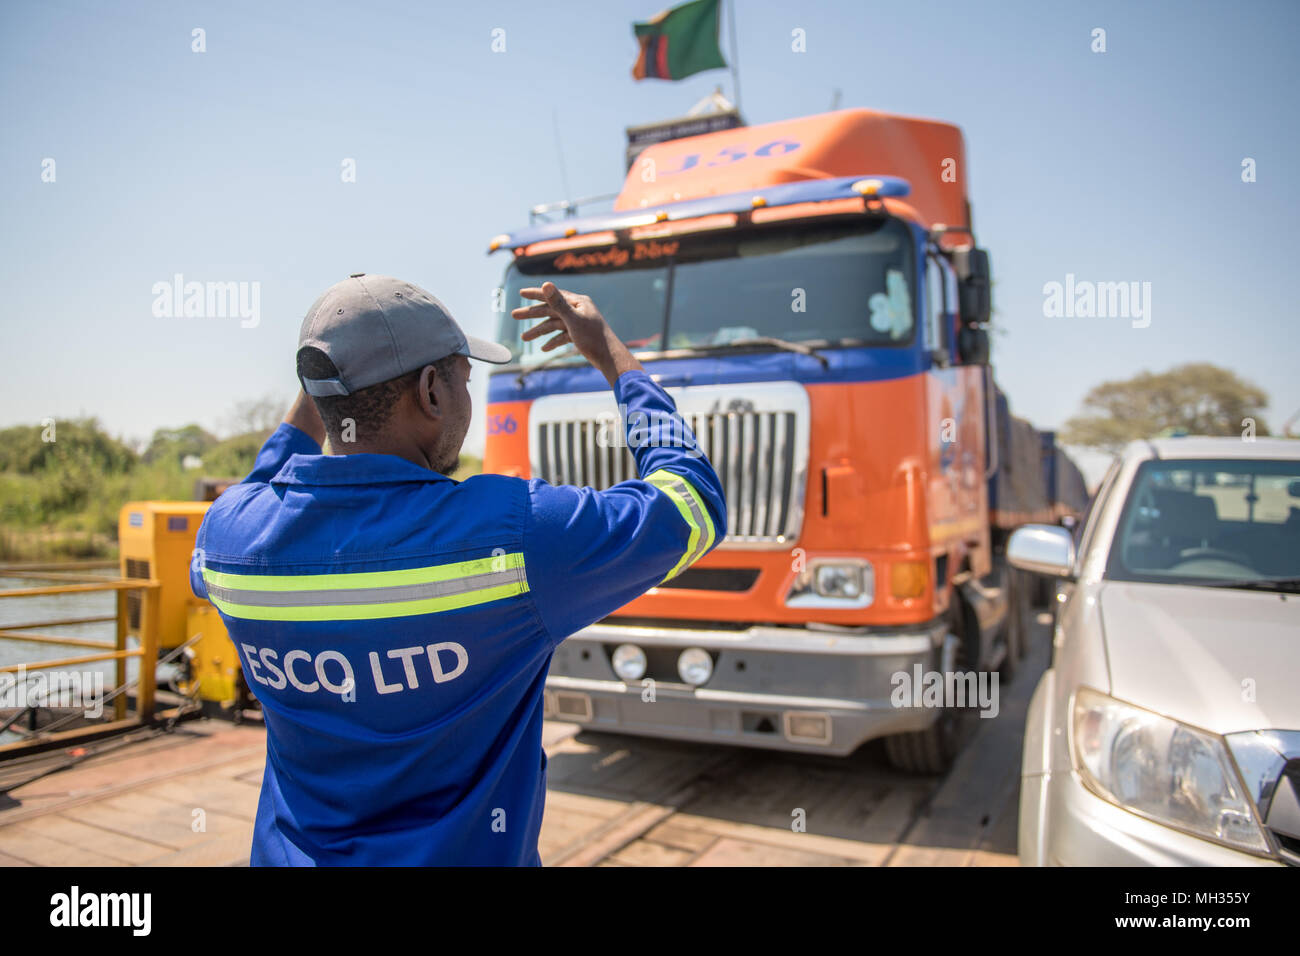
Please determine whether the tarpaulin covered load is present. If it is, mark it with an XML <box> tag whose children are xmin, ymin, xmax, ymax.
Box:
<box><xmin>1040</xmin><ymin>431</ymin><xmax>1089</xmax><ymax>520</ymax></box>
<box><xmin>988</xmin><ymin>381</ymin><xmax>1054</xmax><ymax>529</ymax></box>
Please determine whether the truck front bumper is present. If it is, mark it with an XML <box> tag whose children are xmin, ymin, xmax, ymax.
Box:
<box><xmin>544</xmin><ymin>619</ymin><xmax>950</xmax><ymax>756</ymax></box>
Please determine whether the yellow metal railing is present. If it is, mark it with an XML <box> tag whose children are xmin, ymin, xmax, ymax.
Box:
<box><xmin>0</xmin><ymin>565</ymin><xmax>161</xmax><ymax>756</ymax></box>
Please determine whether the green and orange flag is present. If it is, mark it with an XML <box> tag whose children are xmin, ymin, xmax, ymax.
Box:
<box><xmin>632</xmin><ymin>0</ymin><xmax>727</xmax><ymax>81</ymax></box>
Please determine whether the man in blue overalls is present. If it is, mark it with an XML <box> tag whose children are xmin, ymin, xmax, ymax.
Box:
<box><xmin>191</xmin><ymin>274</ymin><xmax>725</xmax><ymax>865</ymax></box>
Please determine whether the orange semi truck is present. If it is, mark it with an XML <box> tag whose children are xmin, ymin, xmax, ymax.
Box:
<box><xmin>483</xmin><ymin>108</ymin><xmax>1081</xmax><ymax>772</ymax></box>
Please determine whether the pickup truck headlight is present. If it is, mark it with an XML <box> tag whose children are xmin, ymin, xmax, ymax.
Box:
<box><xmin>1070</xmin><ymin>687</ymin><xmax>1269</xmax><ymax>855</ymax></box>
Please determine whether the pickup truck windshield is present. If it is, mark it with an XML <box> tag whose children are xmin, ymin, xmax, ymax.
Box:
<box><xmin>498</xmin><ymin>217</ymin><xmax>914</xmax><ymax>366</ymax></box>
<box><xmin>1107</xmin><ymin>458</ymin><xmax>1300</xmax><ymax>588</ymax></box>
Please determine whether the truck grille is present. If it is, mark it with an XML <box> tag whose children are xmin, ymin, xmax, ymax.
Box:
<box><xmin>530</xmin><ymin>383</ymin><xmax>810</xmax><ymax>547</ymax></box>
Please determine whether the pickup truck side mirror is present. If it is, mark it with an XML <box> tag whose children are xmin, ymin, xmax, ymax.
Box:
<box><xmin>1008</xmin><ymin>524</ymin><xmax>1076</xmax><ymax>579</ymax></box>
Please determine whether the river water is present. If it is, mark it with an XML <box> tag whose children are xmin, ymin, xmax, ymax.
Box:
<box><xmin>0</xmin><ymin>570</ymin><xmax>138</xmax><ymax>744</ymax></box>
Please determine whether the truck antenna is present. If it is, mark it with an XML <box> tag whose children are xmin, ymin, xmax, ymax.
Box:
<box><xmin>727</xmin><ymin>0</ymin><xmax>742</xmax><ymax>116</ymax></box>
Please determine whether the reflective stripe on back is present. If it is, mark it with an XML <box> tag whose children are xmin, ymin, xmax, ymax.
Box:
<box><xmin>202</xmin><ymin>553</ymin><xmax>529</xmax><ymax>621</ymax></box>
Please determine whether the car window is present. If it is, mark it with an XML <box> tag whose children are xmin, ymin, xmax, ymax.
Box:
<box><xmin>1106</xmin><ymin>458</ymin><xmax>1300</xmax><ymax>586</ymax></box>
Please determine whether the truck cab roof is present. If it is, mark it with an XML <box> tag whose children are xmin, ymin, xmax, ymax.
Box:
<box><xmin>490</xmin><ymin>108</ymin><xmax>971</xmax><ymax>256</ymax></box>
<box><xmin>615</xmin><ymin>107</ymin><xmax>968</xmax><ymax>229</ymax></box>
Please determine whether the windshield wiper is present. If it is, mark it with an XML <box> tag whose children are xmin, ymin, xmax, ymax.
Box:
<box><xmin>517</xmin><ymin>336</ymin><xmax>830</xmax><ymax>384</ymax></box>
<box><xmin>515</xmin><ymin>350</ymin><xmax>584</xmax><ymax>386</ymax></box>
<box><xmin>1191</xmin><ymin>577</ymin><xmax>1300</xmax><ymax>594</ymax></box>
<box><xmin>693</xmin><ymin>337</ymin><xmax>830</xmax><ymax>367</ymax></box>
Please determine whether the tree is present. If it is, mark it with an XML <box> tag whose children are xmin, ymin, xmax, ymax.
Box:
<box><xmin>1061</xmin><ymin>363</ymin><xmax>1270</xmax><ymax>453</ymax></box>
<box><xmin>144</xmin><ymin>424</ymin><xmax>217</xmax><ymax>465</ymax></box>
<box><xmin>0</xmin><ymin>418</ymin><xmax>136</xmax><ymax>474</ymax></box>
<box><xmin>201</xmin><ymin>433</ymin><xmax>266</xmax><ymax>478</ymax></box>
<box><xmin>220</xmin><ymin>395</ymin><xmax>286</xmax><ymax>439</ymax></box>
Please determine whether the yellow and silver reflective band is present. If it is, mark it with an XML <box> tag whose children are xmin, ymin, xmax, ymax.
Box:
<box><xmin>201</xmin><ymin>553</ymin><xmax>528</xmax><ymax>621</ymax></box>
<box><xmin>644</xmin><ymin>469</ymin><xmax>717</xmax><ymax>583</ymax></box>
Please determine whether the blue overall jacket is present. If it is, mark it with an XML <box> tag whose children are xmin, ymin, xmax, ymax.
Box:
<box><xmin>190</xmin><ymin>369</ymin><xmax>725</xmax><ymax>865</ymax></box>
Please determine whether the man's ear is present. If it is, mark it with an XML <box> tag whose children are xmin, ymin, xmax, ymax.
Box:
<box><xmin>416</xmin><ymin>365</ymin><xmax>441</xmax><ymax>421</ymax></box>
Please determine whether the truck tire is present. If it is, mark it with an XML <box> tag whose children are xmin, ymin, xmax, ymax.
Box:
<box><xmin>884</xmin><ymin>597</ymin><xmax>975</xmax><ymax>775</ymax></box>
<box><xmin>884</xmin><ymin>712</ymin><xmax>964</xmax><ymax>774</ymax></box>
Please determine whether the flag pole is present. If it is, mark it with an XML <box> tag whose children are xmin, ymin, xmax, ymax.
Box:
<box><xmin>727</xmin><ymin>0</ymin><xmax>742</xmax><ymax>116</ymax></box>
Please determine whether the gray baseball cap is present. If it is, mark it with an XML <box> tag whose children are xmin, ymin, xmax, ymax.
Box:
<box><xmin>297</xmin><ymin>273</ymin><xmax>511</xmax><ymax>397</ymax></box>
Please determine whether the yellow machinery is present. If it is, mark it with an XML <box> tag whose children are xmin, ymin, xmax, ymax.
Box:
<box><xmin>118</xmin><ymin>502</ymin><xmax>248</xmax><ymax>718</ymax></box>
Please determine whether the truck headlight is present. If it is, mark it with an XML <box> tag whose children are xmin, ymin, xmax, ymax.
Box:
<box><xmin>611</xmin><ymin>644</ymin><xmax>646</xmax><ymax>682</ymax></box>
<box><xmin>816</xmin><ymin>564</ymin><xmax>862</xmax><ymax>599</ymax></box>
<box><xmin>1070</xmin><ymin>688</ymin><xmax>1268</xmax><ymax>855</ymax></box>
<box><xmin>786</xmin><ymin>560</ymin><xmax>874</xmax><ymax>608</ymax></box>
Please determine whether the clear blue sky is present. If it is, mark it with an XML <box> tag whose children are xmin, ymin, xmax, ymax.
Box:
<box><xmin>2</xmin><ymin>0</ymin><xmax>1296</xmax><ymax>462</ymax></box>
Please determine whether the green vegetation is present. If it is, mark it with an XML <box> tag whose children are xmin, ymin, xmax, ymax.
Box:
<box><xmin>0</xmin><ymin>414</ymin><xmax>485</xmax><ymax>561</ymax></box>
<box><xmin>451</xmin><ymin>455</ymin><xmax>483</xmax><ymax>482</ymax></box>
<box><xmin>0</xmin><ymin>417</ymin><xmax>265</xmax><ymax>561</ymax></box>
<box><xmin>1061</xmin><ymin>363</ymin><xmax>1274</xmax><ymax>454</ymax></box>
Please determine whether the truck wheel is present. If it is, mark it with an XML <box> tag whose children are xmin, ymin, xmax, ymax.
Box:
<box><xmin>885</xmin><ymin>598</ymin><xmax>974</xmax><ymax>774</ymax></box>
<box><xmin>884</xmin><ymin>711</ymin><xmax>963</xmax><ymax>774</ymax></box>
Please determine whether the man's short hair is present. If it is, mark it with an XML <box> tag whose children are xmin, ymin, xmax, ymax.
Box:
<box><xmin>297</xmin><ymin>347</ymin><xmax>458</xmax><ymax>444</ymax></box>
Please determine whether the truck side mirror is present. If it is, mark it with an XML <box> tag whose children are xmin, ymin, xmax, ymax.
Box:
<box><xmin>957</xmin><ymin>326</ymin><xmax>989</xmax><ymax>365</ymax></box>
<box><xmin>955</xmin><ymin>248</ymin><xmax>991</xmax><ymax>326</ymax></box>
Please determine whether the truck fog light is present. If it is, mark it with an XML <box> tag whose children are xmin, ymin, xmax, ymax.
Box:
<box><xmin>611</xmin><ymin>644</ymin><xmax>646</xmax><ymax>681</ymax></box>
<box><xmin>677</xmin><ymin>648</ymin><xmax>713</xmax><ymax>685</ymax></box>
<box><xmin>785</xmin><ymin>712</ymin><xmax>831</xmax><ymax>744</ymax></box>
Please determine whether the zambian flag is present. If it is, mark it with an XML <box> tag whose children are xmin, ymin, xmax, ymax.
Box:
<box><xmin>632</xmin><ymin>0</ymin><xmax>727</xmax><ymax>81</ymax></box>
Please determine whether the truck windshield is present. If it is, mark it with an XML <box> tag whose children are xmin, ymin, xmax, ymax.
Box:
<box><xmin>498</xmin><ymin>217</ymin><xmax>914</xmax><ymax>365</ymax></box>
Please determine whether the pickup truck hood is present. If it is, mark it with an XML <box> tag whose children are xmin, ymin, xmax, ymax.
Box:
<box><xmin>1099</xmin><ymin>581</ymin><xmax>1300</xmax><ymax>735</ymax></box>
